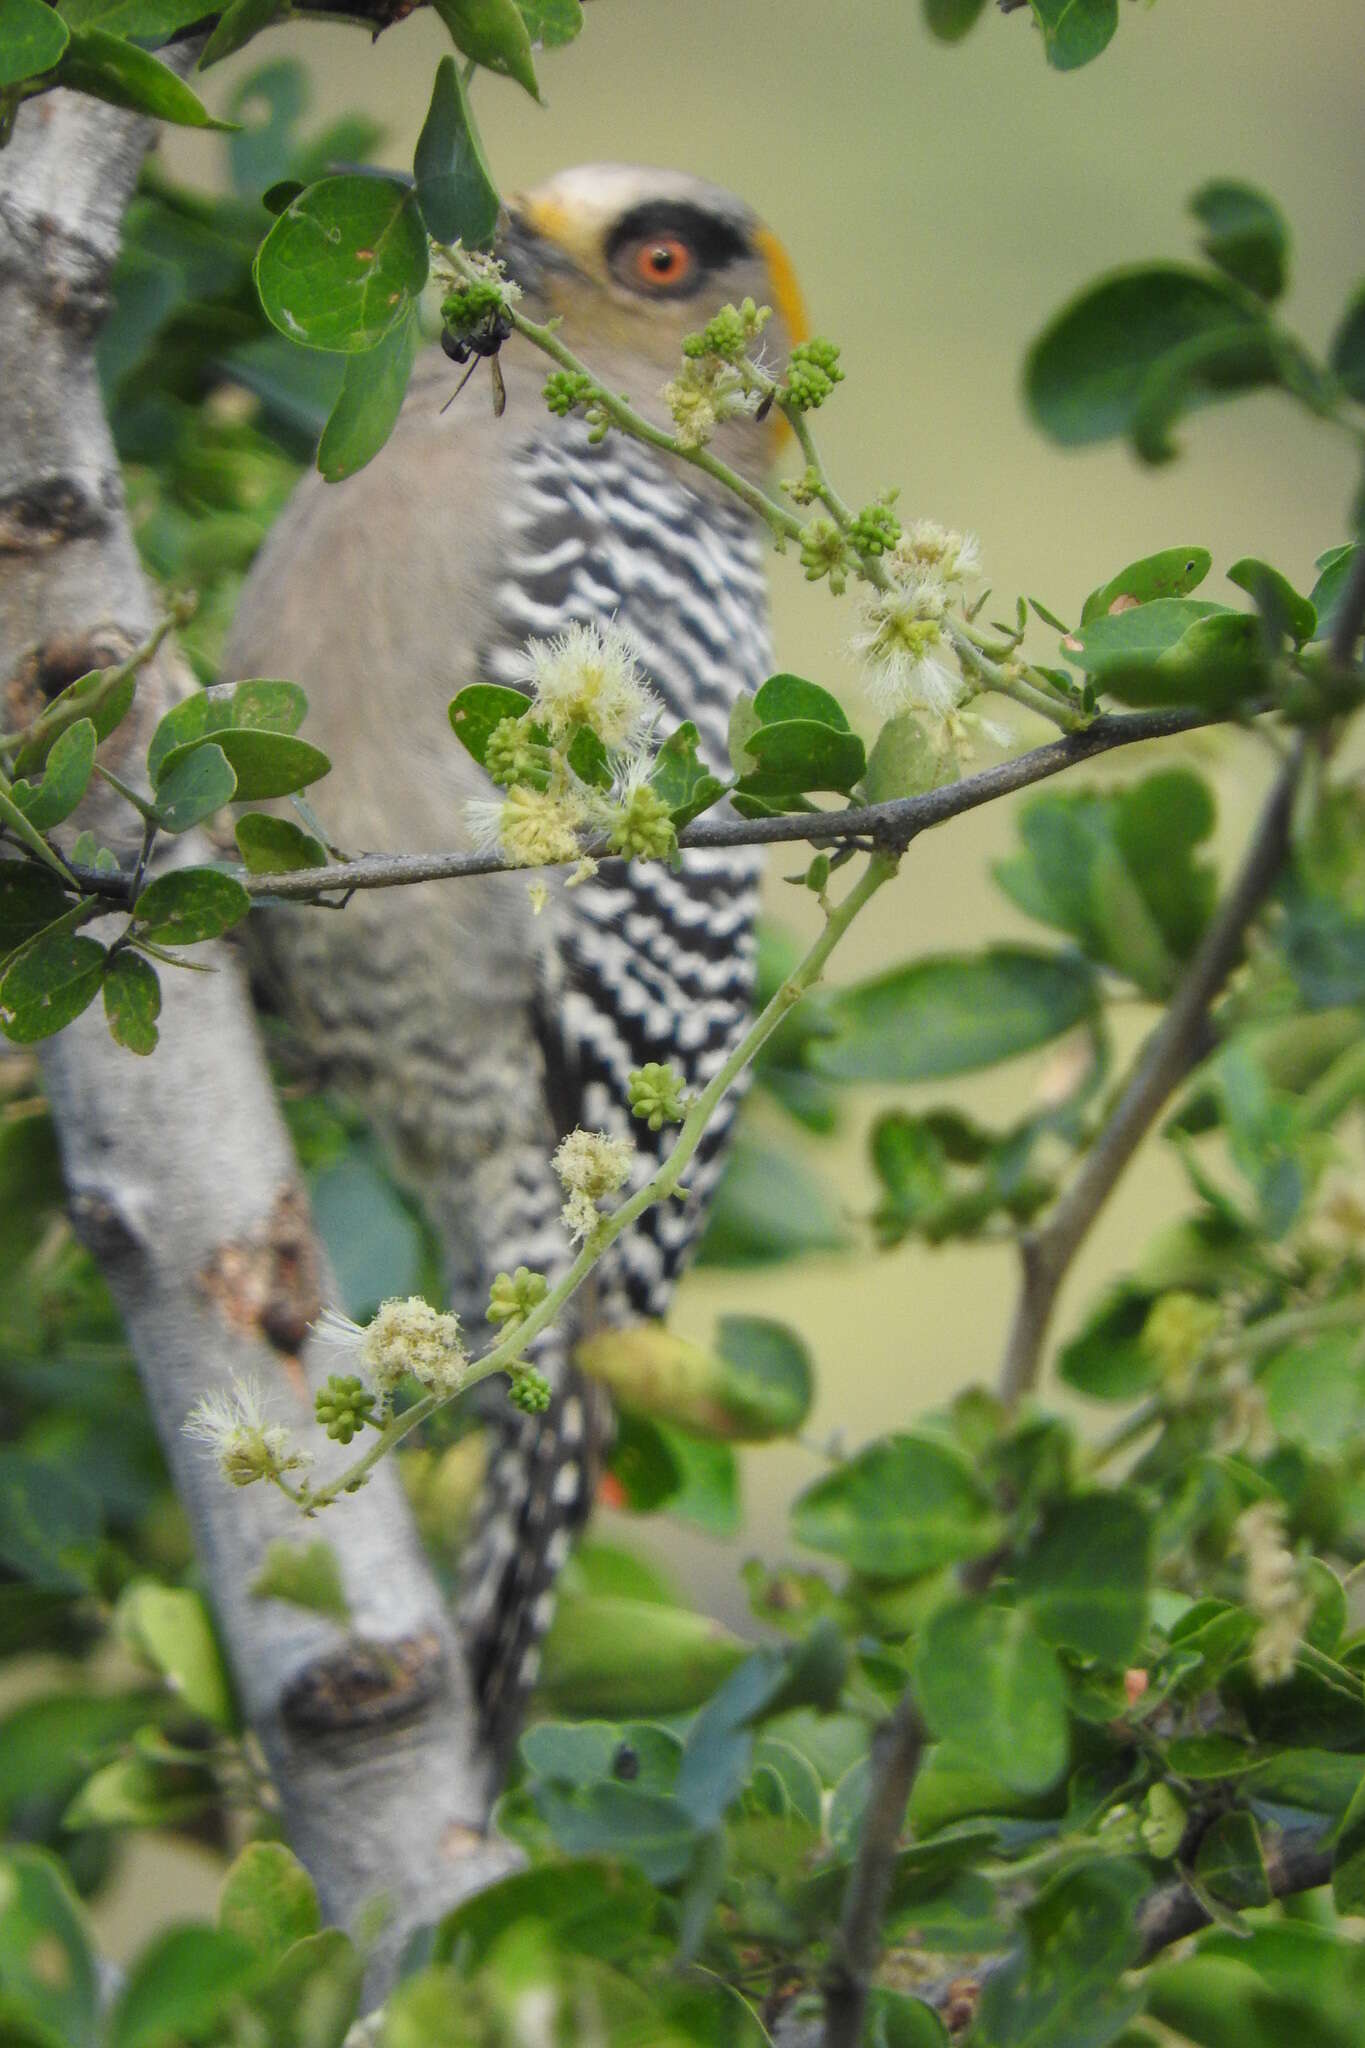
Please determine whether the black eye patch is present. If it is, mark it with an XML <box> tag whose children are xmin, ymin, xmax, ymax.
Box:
<box><xmin>605</xmin><ymin>199</ymin><xmax>751</xmax><ymax>295</ymax></box>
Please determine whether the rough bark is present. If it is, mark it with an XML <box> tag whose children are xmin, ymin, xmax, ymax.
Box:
<box><xmin>0</xmin><ymin>85</ymin><xmax>510</xmax><ymax>1992</ymax></box>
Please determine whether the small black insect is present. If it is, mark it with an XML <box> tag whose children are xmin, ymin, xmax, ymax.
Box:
<box><xmin>440</xmin><ymin>305</ymin><xmax>514</xmax><ymax>417</ymax></box>
<box><xmin>611</xmin><ymin>1742</ymin><xmax>640</xmax><ymax>1782</ymax></box>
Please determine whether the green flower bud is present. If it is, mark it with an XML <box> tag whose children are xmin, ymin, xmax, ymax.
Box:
<box><xmin>314</xmin><ymin>1374</ymin><xmax>378</xmax><ymax>1445</ymax></box>
<box><xmin>781</xmin><ymin>466</ymin><xmax>823</xmax><ymax>508</ymax></box>
<box><xmin>485</xmin><ymin>715</ymin><xmax>538</xmax><ymax>787</ymax></box>
<box><xmin>784</xmin><ymin>338</ymin><xmax>845</xmax><ymax>411</ymax></box>
<box><xmin>543</xmin><ymin>369</ymin><xmax>597</xmax><ymax>417</ymax></box>
<box><xmin>849</xmin><ymin>502</ymin><xmax>902</xmax><ymax>557</ymax></box>
<box><xmin>798</xmin><ymin>515</ymin><xmax>852</xmax><ymax>594</ymax></box>
<box><xmin>608</xmin><ymin>782</ymin><xmax>676</xmax><ymax>861</ymax></box>
<box><xmin>627</xmin><ymin>1061</ymin><xmax>689</xmax><ymax>1131</ymax></box>
<box><xmin>681</xmin><ymin>298</ymin><xmax>771</xmax><ymax>363</ymax></box>
<box><xmin>488</xmin><ymin>1265</ymin><xmax>550</xmax><ymax>1328</ymax></box>
<box><xmin>509</xmin><ymin>1366</ymin><xmax>552</xmax><ymax>1415</ymax></box>
<box><xmin>440</xmin><ymin>279</ymin><xmax>506</xmax><ymax>336</ymax></box>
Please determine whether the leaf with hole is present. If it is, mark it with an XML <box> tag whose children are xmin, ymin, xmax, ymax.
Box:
<box><xmin>0</xmin><ymin>933</ymin><xmax>106</xmax><ymax>1043</ymax></box>
<box><xmin>133</xmin><ymin>868</ymin><xmax>250</xmax><ymax>946</ymax></box>
<box><xmin>102</xmin><ymin>951</ymin><xmax>161</xmax><ymax>1055</ymax></box>
<box><xmin>254</xmin><ymin>176</ymin><xmax>430</xmax><ymax>353</ymax></box>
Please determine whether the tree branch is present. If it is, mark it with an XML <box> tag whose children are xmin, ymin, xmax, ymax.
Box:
<box><xmin>0</xmin><ymin>83</ymin><xmax>510</xmax><ymax>1997</ymax></box>
<box><xmin>996</xmin><ymin>739</ymin><xmax>1304</xmax><ymax>1407</ymax></box>
<box><xmin>48</xmin><ymin>701</ymin><xmax>1234</xmax><ymax>906</ymax></box>
<box><xmin>821</xmin><ymin>1687</ymin><xmax>927</xmax><ymax>2048</ymax></box>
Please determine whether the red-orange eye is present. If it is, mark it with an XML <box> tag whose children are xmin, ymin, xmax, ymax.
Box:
<box><xmin>630</xmin><ymin>236</ymin><xmax>693</xmax><ymax>289</ymax></box>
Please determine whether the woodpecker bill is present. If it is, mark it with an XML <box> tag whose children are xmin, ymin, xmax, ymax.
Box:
<box><xmin>223</xmin><ymin>163</ymin><xmax>807</xmax><ymax>1752</ymax></box>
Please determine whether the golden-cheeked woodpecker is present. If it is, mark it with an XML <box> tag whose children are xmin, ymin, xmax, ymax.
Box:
<box><xmin>223</xmin><ymin>163</ymin><xmax>807</xmax><ymax>1750</ymax></box>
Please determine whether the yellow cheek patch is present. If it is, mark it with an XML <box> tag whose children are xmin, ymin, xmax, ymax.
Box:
<box><xmin>514</xmin><ymin>193</ymin><xmax>607</xmax><ymax>283</ymax></box>
<box><xmin>754</xmin><ymin>225</ymin><xmax>809</xmax><ymax>347</ymax></box>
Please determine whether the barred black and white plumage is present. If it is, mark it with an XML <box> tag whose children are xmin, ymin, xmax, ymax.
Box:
<box><xmin>222</xmin><ymin>161</ymin><xmax>807</xmax><ymax>1762</ymax></box>
<box><xmin>458</xmin><ymin>427</ymin><xmax>770</xmax><ymax>1738</ymax></box>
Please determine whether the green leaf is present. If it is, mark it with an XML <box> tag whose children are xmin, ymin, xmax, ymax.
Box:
<box><xmin>60</xmin><ymin>0</ymin><xmax>214</xmax><ymax>36</ymax></box>
<box><xmin>1191</xmin><ymin>179</ymin><xmax>1289</xmax><ymax>302</ymax></box>
<box><xmin>994</xmin><ymin>770</ymin><xmax>1216</xmax><ymax>997</ymax></box>
<box><xmin>230</xmin><ymin>679</ymin><xmax>308</xmax><ymax>734</ymax></box>
<box><xmin>219</xmin><ymin>1843</ymin><xmax>321</xmax><ymax>1962</ymax></box>
<box><xmin>813</xmin><ymin>947</ymin><xmax>1097</xmax><ymax>1082</ymax></box>
<box><xmin>431</xmin><ymin>1860</ymin><xmax>658</xmax><ymax>1968</ymax></box>
<box><xmin>923</xmin><ymin>0</ymin><xmax>988</xmax><ymax>42</ymax></box>
<box><xmin>0</xmin><ymin>1451</ymin><xmax>100</xmax><ymax>1589</ymax></box>
<box><xmin>254</xmin><ymin>176</ymin><xmax>430</xmax><ymax>353</ymax></box>
<box><xmin>65</xmin><ymin>1753</ymin><xmax>216</xmax><ymax>1830</ymax></box>
<box><xmin>1016</xmin><ymin>1491</ymin><xmax>1151</xmax><ymax>1664</ymax></box>
<box><xmin>866</xmin><ymin>1991</ymin><xmax>951</xmax><ymax>2047</ymax></box>
<box><xmin>448</xmin><ymin>682</ymin><xmax>530</xmax><ymax>764</ymax></box>
<box><xmin>1027</xmin><ymin>0</ymin><xmax>1118</xmax><ymax>71</ymax></box>
<box><xmin>157</xmin><ymin>729</ymin><xmax>330</xmax><ymax>803</ymax></box>
<box><xmin>792</xmin><ymin>1433</ymin><xmax>999</xmax><ymax>1579</ymax></box>
<box><xmin>649</xmin><ymin>721</ymin><xmax>727</xmax><ymax>827</ymax></box>
<box><xmin>146</xmin><ymin>689</ymin><xmax>234</xmax><ymax>784</ymax></box>
<box><xmin>109</xmin><ymin>1926</ymin><xmax>264</xmax><ymax>2048</ymax></box>
<box><xmin>860</xmin><ymin>710</ymin><xmax>956</xmax><ymax>803</ymax></box>
<box><xmin>520</xmin><ymin>1718</ymin><xmax>682</xmax><ymax>1793</ymax></box>
<box><xmin>1099</xmin><ymin>609</ymin><xmax>1269</xmax><ymax>711</ymax></box>
<box><xmin>250</xmin><ymin>1539</ymin><xmax>350</xmax><ymax>1623</ymax></box>
<box><xmin>537</xmin><ymin>1595</ymin><xmax>744</xmax><ymax>1717</ymax></box>
<box><xmin>0</xmin><ymin>0</ymin><xmax>70</xmax><ymax>86</ymax></box>
<box><xmin>712</xmin><ymin>1317</ymin><xmax>814</xmax><ymax>1439</ymax></box>
<box><xmin>654</xmin><ymin>1425</ymin><xmax>740</xmax><ymax>1536</ymax></box>
<box><xmin>429</xmin><ymin>0</ymin><xmax>539</xmax><ymax>96</ymax></box>
<box><xmin>737</xmin><ymin>718</ymin><xmax>866</xmax><ymax>796</ymax></box>
<box><xmin>311</xmin><ymin>1141</ymin><xmax>426</xmax><ymax>1318</ymax></box>
<box><xmin>55</xmin><ymin>28</ymin><xmax>234</xmax><ymax>127</ymax></box>
<box><xmin>1057</xmin><ymin>1285</ymin><xmax>1161</xmax><ymax>1401</ymax></box>
<box><xmin>530</xmin><ymin>1780</ymin><xmax>696</xmax><ymax>1882</ymax></box>
<box><xmin>317</xmin><ymin>307</ymin><xmax>418</xmax><ymax>482</ymax></box>
<box><xmin>102</xmin><ymin>951</ymin><xmax>161</xmax><ymax>1055</ymax></box>
<box><xmin>413</xmin><ymin>54</ymin><xmax>500</xmax><ymax>248</ymax></box>
<box><xmin>752</xmin><ymin>671</ymin><xmax>852</xmax><ymax>733</ymax></box>
<box><xmin>1069</xmin><ymin>597</ymin><xmax>1227</xmax><ymax>669</ymax></box>
<box><xmin>516</xmin><ymin>0</ymin><xmax>581</xmax><ymax>42</ymax></box>
<box><xmin>11</xmin><ymin>718</ymin><xmax>97</xmax><ymax>831</ymax></box>
<box><xmin>0</xmin><ymin>1848</ymin><xmax>98</xmax><ymax>2048</ymax></box>
<box><xmin>1130</xmin><ymin>324</ymin><xmax>1284</xmax><ymax>465</ymax></box>
<box><xmin>974</xmin><ymin>1860</ymin><xmax>1147</xmax><ymax>2047</ymax></box>
<box><xmin>1331</xmin><ymin>1766</ymin><xmax>1365</xmax><ymax>1914</ymax></box>
<box><xmin>132</xmin><ymin>868</ymin><xmax>250</xmax><ymax>946</ymax></box>
<box><xmin>1026</xmin><ymin>265</ymin><xmax>1264</xmax><ymax>446</ymax></box>
<box><xmin>1227</xmin><ymin>557</ymin><xmax>1316</xmax><ymax>646</ymax></box>
<box><xmin>1309</xmin><ymin>543</ymin><xmax>1364</xmax><ymax>645</ymax></box>
<box><xmin>0</xmin><ymin>866</ymin><xmax>70</xmax><ymax>962</ymax></box>
<box><xmin>252</xmin><ymin>1930</ymin><xmax>361</xmax><ymax>2048</ymax></box>
<box><xmin>152</xmin><ymin>741</ymin><xmax>238</xmax><ymax>833</ymax></box>
<box><xmin>870</xmin><ymin>1108</ymin><xmax>1053</xmax><ymax>1247</ymax></box>
<box><xmin>0</xmin><ymin>933</ymin><xmax>106</xmax><ymax>1044</ymax></box>
<box><xmin>116</xmin><ymin>1582</ymin><xmax>235</xmax><ymax>1729</ymax></box>
<box><xmin>1329</xmin><ymin>285</ymin><xmax>1365</xmax><ymax>405</ymax></box>
<box><xmin>1081</xmin><ymin>546</ymin><xmax>1212</xmax><ymax>624</ymax></box>
<box><xmin>915</xmin><ymin>1601</ymin><xmax>1068</xmax><ymax>1796</ymax></box>
<box><xmin>197</xmin><ymin>0</ymin><xmax>281</xmax><ymax>68</ymax></box>
<box><xmin>234</xmin><ymin>813</ymin><xmax>328</xmax><ymax>874</ymax></box>
<box><xmin>1194</xmin><ymin>1811</ymin><xmax>1271</xmax><ymax>1908</ymax></box>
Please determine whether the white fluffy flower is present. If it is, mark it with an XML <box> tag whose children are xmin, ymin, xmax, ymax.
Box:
<box><xmin>893</xmin><ymin>520</ymin><xmax>982</xmax><ymax>585</ymax></box>
<box><xmin>552</xmin><ymin>1127</ymin><xmax>635</xmax><ymax>1241</ymax></box>
<box><xmin>318</xmin><ymin>1297</ymin><xmax>469</xmax><ymax>1397</ymax></box>
<box><xmin>1233</xmin><ymin>1501</ymin><xmax>1313</xmax><ymax>1686</ymax></box>
<box><xmin>849</xmin><ymin>582</ymin><xmax>964</xmax><ymax>720</ymax></box>
<box><xmin>466</xmin><ymin>783</ymin><xmax>588</xmax><ymax>867</ymax></box>
<box><xmin>182</xmin><ymin>1376</ymin><xmax>309</xmax><ymax>1488</ymax></box>
<box><xmin>517</xmin><ymin>621</ymin><xmax>658</xmax><ymax>751</ymax></box>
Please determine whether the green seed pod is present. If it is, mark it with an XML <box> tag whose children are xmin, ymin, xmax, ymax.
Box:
<box><xmin>537</xmin><ymin>1594</ymin><xmax>745</xmax><ymax>1715</ymax></box>
<box><xmin>576</xmin><ymin>1319</ymin><xmax>812</xmax><ymax>1442</ymax></box>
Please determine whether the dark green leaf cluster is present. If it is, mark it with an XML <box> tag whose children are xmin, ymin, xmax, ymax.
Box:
<box><xmin>0</xmin><ymin>670</ymin><xmax>329</xmax><ymax>1053</ymax></box>
<box><xmin>1027</xmin><ymin>183</ymin><xmax>1365</xmax><ymax>520</ymax></box>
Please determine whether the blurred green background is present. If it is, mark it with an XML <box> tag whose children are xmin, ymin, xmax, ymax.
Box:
<box><xmin>151</xmin><ymin>0</ymin><xmax>1365</xmax><ymax>1608</ymax></box>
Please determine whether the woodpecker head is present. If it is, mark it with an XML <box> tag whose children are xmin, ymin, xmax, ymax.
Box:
<box><xmin>499</xmin><ymin>164</ymin><xmax>807</xmax><ymax>464</ymax></box>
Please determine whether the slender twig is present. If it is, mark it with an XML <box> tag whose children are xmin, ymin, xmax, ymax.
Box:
<box><xmin>996</xmin><ymin>741</ymin><xmax>1305</xmax><ymax>1407</ymax></box>
<box><xmin>48</xmin><ymin>702</ymin><xmax>1230</xmax><ymax>907</ymax></box>
<box><xmin>285</xmin><ymin>852</ymin><xmax>899</xmax><ymax>1510</ymax></box>
<box><xmin>821</xmin><ymin>1686</ymin><xmax>927</xmax><ymax>2048</ymax></box>
<box><xmin>1134</xmin><ymin>1825</ymin><xmax>1331</xmax><ymax>1962</ymax></box>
